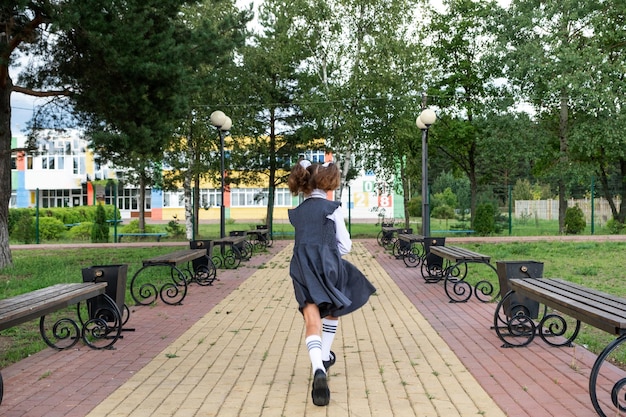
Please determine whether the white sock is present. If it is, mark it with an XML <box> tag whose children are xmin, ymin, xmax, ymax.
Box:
<box><xmin>306</xmin><ymin>335</ymin><xmax>325</xmax><ymax>373</ymax></box>
<box><xmin>321</xmin><ymin>318</ymin><xmax>338</xmax><ymax>361</ymax></box>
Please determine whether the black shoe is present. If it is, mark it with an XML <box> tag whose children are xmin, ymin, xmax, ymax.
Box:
<box><xmin>323</xmin><ymin>351</ymin><xmax>336</xmax><ymax>372</ymax></box>
<box><xmin>311</xmin><ymin>369</ymin><xmax>330</xmax><ymax>406</ymax></box>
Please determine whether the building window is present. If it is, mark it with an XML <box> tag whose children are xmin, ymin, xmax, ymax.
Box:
<box><xmin>73</xmin><ymin>156</ymin><xmax>85</xmax><ymax>175</ymax></box>
<box><xmin>41</xmin><ymin>189</ymin><xmax>73</xmax><ymax>208</ymax></box>
<box><xmin>274</xmin><ymin>188</ymin><xmax>291</xmax><ymax>206</ymax></box>
<box><xmin>231</xmin><ymin>187</ymin><xmax>291</xmax><ymax>207</ymax></box>
<box><xmin>117</xmin><ymin>188</ymin><xmax>150</xmax><ymax>211</ymax></box>
<box><xmin>301</xmin><ymin>150</ymin><xmax>326</xmax><ymax>164</ymax></box>
<box><xmin>163</xmin><ymin>191</ymin><xmax>186</xmax><ymax>208</ymax></box>
<box><xmin>200</xmin><ymin>188</ymin><xmax>222</xmax><ymax>209</ymax></box>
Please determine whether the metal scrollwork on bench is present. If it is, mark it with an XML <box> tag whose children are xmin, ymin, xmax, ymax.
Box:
<box><xmin>39</xmin><ymin>293</ymin><xmax>123</xmax><ymax>351</ymax></box>
<box><xmin>590</xmin><ymin>334</ymin><xmax>626</xmax><ymax>417</ymax></box>
<box><xmin>493</xmin><ymin>290</ymin><xmax>580</xmax><ymax>348</ymax></box>
<box><xmin>131</xmin><ymin>263</ymin><xmax>188</xmax><ymax>306</ymax></box>
<box><xmin>422</xmin><ymin>244</ymin><xmax>497</xmax><ymax>303</ymax></box>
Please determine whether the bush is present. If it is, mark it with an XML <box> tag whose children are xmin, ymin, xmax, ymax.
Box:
<box><xmin>91</xmin><ymin>204</ymin><xmax>109</xmax><ymax>243</ymax></box>
<box><xmin>474</xmin><ymin>203</ymin><xmax>496</xmax><ymax>235</ymax></box>
<box><xmin>606</xmin><ymin>219</ymin><xmax>625</xmax><ymax>234</ymax></box>
<box><xmin>120</xmin><ymin>219</ymin><xmax>158</xmax><ymax>233</ymax></box>
<box><xmin>38</xmin><ymin>217</ymin><xmax>66</xmax><ymax>241</ymax></box>
<box><xmin>166</xmin><ymin>217</ymin><xmax>185</xmax><ymax>238</ymax></box>
<box><xmin>431</xmin><ymin>204</ymin><xmax>455</xmax><ymax>220</ymax></box>
<box><xmin>67</xmin><ymin>222</ymin><xmax>94</xmax><ymax>240</ymax></box>
<box><xmin>564</xmin><ymin>205</ymin><xmax>586</xmax><ymax>234</ymax></box>
<box><xmin>12</xmin><ymin>212</ymin><xmax>35</xmax><ymax>243</ymax></box>
<box><xmin>407</xmin><ymin>197</ymin><xmax>422</xmax><ymax>218</ymax></box>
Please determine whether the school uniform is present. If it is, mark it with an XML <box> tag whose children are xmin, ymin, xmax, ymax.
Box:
<box><xmin>288</xmin><ymin>190</ymin><xmax>376</xmax><ymax>318</ymax></box>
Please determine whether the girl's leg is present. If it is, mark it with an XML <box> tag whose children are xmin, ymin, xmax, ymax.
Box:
<box><xmin>321</xmin><ymin>315</ymin><xmax>339</xmax><ymax>369</ymax></box>
<box><xmin>302</xmin><ymin>303</ymin><xmax>324</xmax><ymax>372</ymax></box>
<box><xmin>302</xmin><ymin>303</ymin><xmax>330</xmax><ymax>406</ymax></box>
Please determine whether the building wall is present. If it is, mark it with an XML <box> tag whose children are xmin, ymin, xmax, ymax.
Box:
<box><xmin>11</xmin><ymin>131</ymin><xmax>406</xmax><ymax>223</ymax></box>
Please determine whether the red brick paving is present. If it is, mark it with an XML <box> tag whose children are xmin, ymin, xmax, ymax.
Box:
<box><xmin>3</xmin><ymin>237</ymin><xmax>626</xmax><ymax>416</ymax></box>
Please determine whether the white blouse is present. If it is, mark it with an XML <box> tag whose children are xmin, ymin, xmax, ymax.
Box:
<box><xmin>306</xmin><ymin>189</ymin><xmax>352</xmax><ymax>256</ymax></box>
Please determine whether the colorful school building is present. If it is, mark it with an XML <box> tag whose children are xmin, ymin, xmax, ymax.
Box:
<box><xmin>10</xmin><ymin>130</ymin><xmax>406</xmax><ymax>223</ymax></box>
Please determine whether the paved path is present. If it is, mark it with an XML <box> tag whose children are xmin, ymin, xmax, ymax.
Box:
<box><xmin>1</xmin><ymin>238</ymin><xmax>621</xmax><ymax>416</ymax></box>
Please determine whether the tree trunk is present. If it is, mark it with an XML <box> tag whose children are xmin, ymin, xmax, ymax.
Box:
<box><xmin>0</xmin><ymin>69</ymin><xmax>13</xmax><ymax>268</ymax></box>
<box><xmin>400</xmin><ymin>160</ymin><xmax>411</xmax><ymax>229</ymax></box>
<box><xmin>558</xmin><ymin>91</ymin><xmax>569</xmax><ymax>233</ymax></box>
<box><xmin>139</xmin><ymin>176</ymin><xmax>146</xmax><ymax>232</ymax></box>
<box><xmin>266</xmin><ymin>120</ymin><xmax>277</xmax><ymax>232</ymax></box>
<box><xmin>184</xmin><ymin>172</ymin><xmax>193</xmax><ymax>240</ymax></box>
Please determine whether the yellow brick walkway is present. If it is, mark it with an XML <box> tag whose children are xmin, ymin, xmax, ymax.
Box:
<box><xmin>86</xmin><ymin>243</ymin><xmax>506</xmax><ymax>417</ymax></box>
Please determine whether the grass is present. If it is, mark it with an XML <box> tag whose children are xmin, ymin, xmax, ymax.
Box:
<box><xmin>2</xmin><ymin>219</ymin><xmax>626</xmax><ymax>370</ymax></box>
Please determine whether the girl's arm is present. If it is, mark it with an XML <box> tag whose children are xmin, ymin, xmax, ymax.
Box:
<box><xmin>329</xmin><ymin>207</ymin><xmax>352</xmax><ymax>255</ymax></box>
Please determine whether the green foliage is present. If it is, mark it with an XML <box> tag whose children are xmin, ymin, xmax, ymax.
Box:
<box><xmin>474</xmin><ymin>203</ymin><xmax>496</xmax><ymax>235</ymax></box>
<box><xmin>67</xmin><ymin>222</ymin><xmax>94</xmax><ymax>240</ymax></box>
<box><xmin>166</xmin><ymin>218</ymin><xmax>185</xmax><ymax>238</ymax></box>
<box><xmin>564</xmin><ymin>205</ymin><xmax>586</xmax><ymax>234</ymax></box>
<box><xmin>512</xmin><ymin>179</ymin><xmax>533</xmax><ymax>200</ymax></box>
<box><xmin>91</xmin><ymin>204</ymin><xmax>109</xmax><ymax>243</ymax></box>
<box><xmin>406</xmin><ymin>196</ymin><xmax>422</xmax><ymax>217</ymax></box>
<box><xmin>37</xmin><ymin>217</ymin><xmax>66</xmax><ymax>241</ymax></box>
<box><xmin>431</xmin><ymin>204</ymin><xmax>456</xmax><ymax>220</ymax></box>
<box><xmin>13</xmin><ymin>212</ymin><xmax>36</xmax><ymax>244</ymax></box>
<box><xmin>8</xmin><ymin>206</ymin><xmax>120</xmax><ymax>242</ymax></box>
<box><xmin>431</xmin><ymin>187</ymin><xmax>458</xmax><ymax>213</ymax></box>
<box><xmin>606</xmin><ymin>219</ymin><xmax>625</xmax><ymax>235</ymax></box>
<box><xmin>120</xmin><ymin>220</ymin><xmax>158</xmax><ymax>233</ymax></box>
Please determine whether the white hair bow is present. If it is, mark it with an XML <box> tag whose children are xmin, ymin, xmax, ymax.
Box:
<box><xmin>299</xmin><ymin>160</ymin><xmax>312</xmax><ymax>169</ymax></box>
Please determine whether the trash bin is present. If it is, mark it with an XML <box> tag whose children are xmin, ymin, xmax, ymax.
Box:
<box><xmin>423</xmin><ymin>237</ymin><xmax>446</xmax><ymax>268</ymax></box>
<box><xmin>496</xmin><ymin>261</ymin><xmax>543</xmax><ymax>318</ymax></box>
<box><xmin>190</xmin><ymin>239</ymin><xmax>213</xmax><ymax>271</ymax></box>
<box><xmin>82</xmin><ymin>264</ymin><xmax>128</xmax><ymax>322</ymax></box>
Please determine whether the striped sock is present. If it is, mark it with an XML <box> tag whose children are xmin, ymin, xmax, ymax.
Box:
<box><xmin>306</xmin><ymin>335</ymin><xmax>324</xmax><ymax>373</ymax></box>
<box><xmin>321</xmin><ymin>318</ymin><xmax>338</xmax><ymax>361</ymax></box>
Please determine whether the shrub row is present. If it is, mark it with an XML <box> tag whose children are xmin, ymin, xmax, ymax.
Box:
<box><xmin>9</xmin><ymin>205</ymin><xmax>121</xmax><ymax>243</ymax></box>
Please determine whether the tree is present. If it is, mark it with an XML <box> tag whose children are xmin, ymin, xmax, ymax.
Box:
<box><xmin>47</xmin><ymin>0</ymin><xmax>244</xmax><ymax>232</ymax></box>
<box><xmin>295</xmin><ymin>0</ymin><xmax>426</xmax><ymax>227</ymax></box>
<box><xmin>499</xmin><ymin>0</ymin><xmax>607</xmax><ymax>232</ymax></box>
<box><xmin>1</xmin><ymin>1</ymin><xmax>58</xmax><ymax>267</ymax></box>
<box><xmin>424</xmin><ymin>0</ymin><xmax>507</xmax><ymax>227</ymax></box>
<box><xmin>225</xmin><ymin>0</ymin><xmax>321</xmax><ymax>232</ymax></box>
<box><xmin>160</xmin><ymin>2</ymin><xmax>250</xmax><ymax>239</ymax></box>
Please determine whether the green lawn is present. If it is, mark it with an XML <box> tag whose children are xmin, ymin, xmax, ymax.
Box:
<box><xmin>2</xmin><ymin>221</ymin><xmax>626</xmax><ymax>369</ymax></box>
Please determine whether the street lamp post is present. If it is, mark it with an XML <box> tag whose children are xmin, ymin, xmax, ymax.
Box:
<box><xmin>416</xmin><ymin>108</ymin><xmax>437</xmax><ymax>237</ymax></box>
<box><xmin>210</xmin><ymin>110</ymin><xmax>232</xmax><ymax>239</ymax></box>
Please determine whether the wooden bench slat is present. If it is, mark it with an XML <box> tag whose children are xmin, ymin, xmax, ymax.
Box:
<box><xmin>510</xmin><ymin>278</ymin><xmax>626</xmax><ymax>334</ymax></box>
<box><xmin>398</xmin><ymin>233</ymin><xmax>424</xmax><ymax>243</ymax></box>
<box><xmin>142</xmin><ymin>249</ymin><xmax>207</xmax><ymax>266</ymax></box>
<box><xmin>0</xmin><ymin>283</ymin><xmax>108</xmax><ymax>331</ymax></box>
<box><xmin>430</xmin><ymin>246</ymin><xmax>491</xmax><ymax>262</ymax></box>
<box><xmin>214</xmin><ymin>236</ymin><xmax>247</xmax><ymax>245</ymax></box>
<box><xmin>513</xmin><ymin>279</ymin><xmax>626</xmax><ymax>319</ymax></box>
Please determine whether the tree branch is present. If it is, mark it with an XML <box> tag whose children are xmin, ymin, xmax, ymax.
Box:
<box><xmin>11</xmin><ymin>85</ymin><xmax>72</xmax><ymax>97</ymax></box>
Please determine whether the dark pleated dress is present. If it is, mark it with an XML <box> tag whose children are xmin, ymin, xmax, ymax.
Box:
<box><xmin>288</xmin><ymin>197</ymin><xmax>376</xmax><ymax>318</ymax></box>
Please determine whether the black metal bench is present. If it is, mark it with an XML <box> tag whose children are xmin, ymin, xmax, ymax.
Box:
<box><xmin>0</xmin><ymin>283</ymin><xmax>123</xmax><ymax>404</ymax></box>
<box><xmin>116</xmin><ymin>232</ymin><xmax>167</xmax><ymax>242</ymax></box>
<box><xmin>395</xmin><ymin>232</ymin><xmax>424</xmax><ymax>267</ymax></box>
<box><xmin>246</xmin><ymin>227</ymin><xmax>273</xmax><ymax>250</ymax></box>
<box><xmin>129</xmin><ymin>249</ymin><xmax>210</xmax><ymax>306</ymax></box>
<box><xmin>212</xmin><ymin>235</ymin><xmax>249</xmax><ymax>269</ymax></box>
<box><xmin>377</xmin><ymin>225</ymin><xmax>400</xmax><ymax>249</ymax></box>
<box><xmin>494</xmin><ymin>278</ymin><xmax>626</xmax><ymax>417</ymax></box>
<box><xmin>425</xmin><ymin>245</ymin><xmax>496</xmax><ymax>303</ymax></box>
